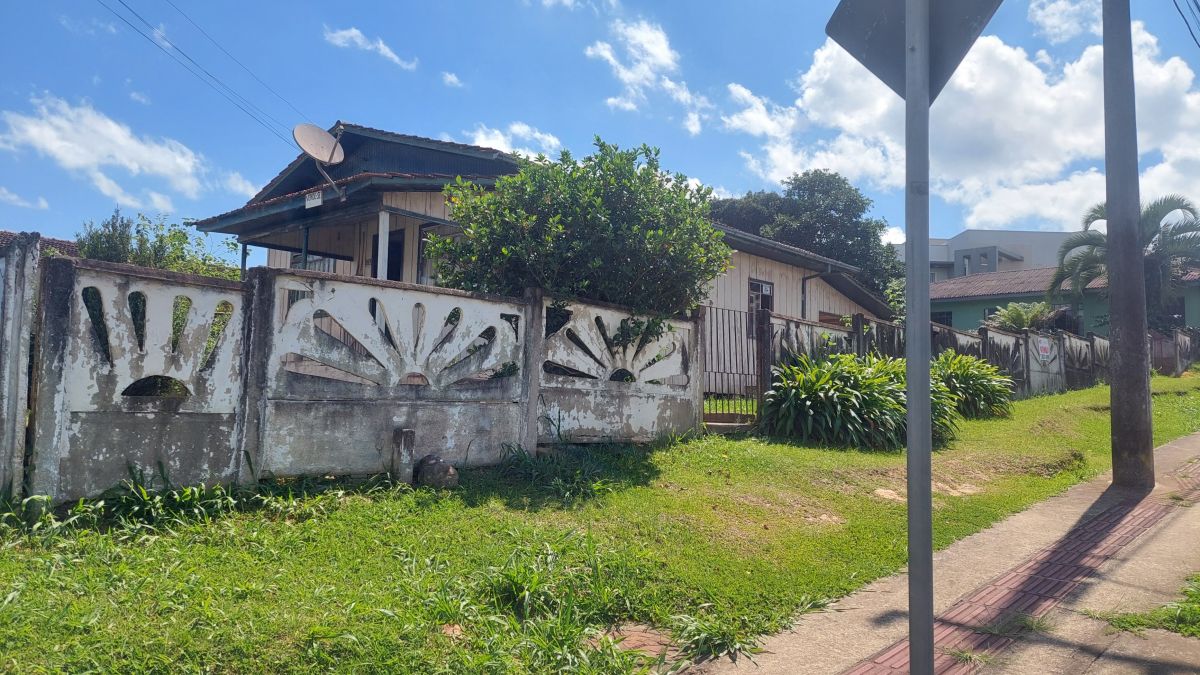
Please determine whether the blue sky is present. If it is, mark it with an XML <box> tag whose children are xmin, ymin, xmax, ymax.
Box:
<box><xmin>2</xmin><ymin>0</ymin><xmax>1199</xmax><ymax>256</ymax></box>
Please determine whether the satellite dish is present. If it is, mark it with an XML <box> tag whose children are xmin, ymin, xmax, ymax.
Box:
<box><xmin>294</xmin><ymin>123</ymin><xmax>345</xmax><ymax>165</ymax></box>
<box><xmin>293</xmin><ymin>123</ymin><xmax>346</xmax><ymax>202</ymax></box>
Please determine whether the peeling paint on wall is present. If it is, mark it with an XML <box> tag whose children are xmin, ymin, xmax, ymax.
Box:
<box><xmin>10</xmin><ymin>256</ymin><xmax>703</xmax><ymax>504</ymax></box>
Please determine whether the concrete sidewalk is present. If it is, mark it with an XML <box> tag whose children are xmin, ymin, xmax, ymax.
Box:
<box><xmin>696</xmin><ymin>434</ymin><xmax>1200</xmax><ymax>675</ymax></box>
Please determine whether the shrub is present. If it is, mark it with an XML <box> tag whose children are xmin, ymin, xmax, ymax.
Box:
<box><xmin>760</xmin><ymin>354</ymin><xmax>959</xmax><ymax>450</ymax></box>
<box><xmin>932</xmin><ymin>351</ymin><xmax>1014</xmax><ymax>419</ymax></box>
<box><xmin>427</xmin><ymin>139</ymin><xmax>731</xmax><ymax>317</ymax></box>
<box><xmin>983</xmin><ymin>301</ymin><xmax>1055</xmax><ymax>332</ymax></box>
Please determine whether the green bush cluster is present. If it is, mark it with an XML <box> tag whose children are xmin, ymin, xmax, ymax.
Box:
<box><xmin>933</xmin><ymin>351</ymin><xmax>1014</xmax><ymax>419</ymax></box>
<box><xmin>761</xmin><ymin>352</ymin><xmax>1012</xmax><ymax>450</ymax></box>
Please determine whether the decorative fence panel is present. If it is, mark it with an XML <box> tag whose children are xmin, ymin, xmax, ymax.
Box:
<box><xmin>2</xmin><ymin>244</ymin><xmax>702</xmax><ymax>504</ymax></box>
<box><xmin>1024</xmin><ymin>330</ymin><xmax>1065</xmax><ymax>397</ymax></box>
<box><xmin>1091</xmin><ymin>334</ymin><xmax>1112</xmax><ymax>382</ymax></box>
<box><xmin>0</xmin><ymin>234</ymin><xmax>39</xmax><ymax>498</ymax></box>
<box><xmin>979</xmin><ymin>327</ymin><xmax>1028</xmax><ymax>395</ymax></box>
<box><xmin>28</xmin><ymin>258</ymin><xmax>246</xmax><ymax>502</ymax></box>
<box><xmin>247</xmin><ymin>269</ymin><xmax>534</xmax><ymax>484</ymax></box>
<box><xmin>769</xmin><ymin>313</ymin><xmax>855</xmax><ymax>363</ymax></box>
<box><xmin>538</xmin><ymin>298</ymin><xmax>702</xmax><ymax>443</ymax></box>
<box><xmin>932</xmin><ymin>323</ymin><xmax>982</xmax><ymax>358</ymax></box>
<box><xmin>1061</xmin><ymin>331</ymin><xmax>1097</xmax><ymax>390</ymax></box>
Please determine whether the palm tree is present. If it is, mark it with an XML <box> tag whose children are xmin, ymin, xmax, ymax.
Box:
<box><xmin>1049</xmin><ymin>195</ymin><xmax>1200</xmax><ymax>329</ymax></box>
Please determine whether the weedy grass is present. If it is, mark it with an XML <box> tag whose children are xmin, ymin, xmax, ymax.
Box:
<box><xmin>1091</xmin><ymin>573</ymin><xmax>1200</xmax><ymax>638</ymax></box>
<box><xmin>1</xmin><ymin>378</ymin><xmax>1200</xmax><ymax>672</ymax></box>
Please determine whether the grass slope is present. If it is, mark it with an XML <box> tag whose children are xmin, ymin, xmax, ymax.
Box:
<box><xmin>2</xmin><ymin>377</ymin><xmax>1200</xmax><ymax>672</ymax></box>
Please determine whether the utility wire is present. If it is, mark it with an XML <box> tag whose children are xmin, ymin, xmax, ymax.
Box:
<box><xmin>94</xmin><ymin>0</ymin><xmax>294</xmax><ymax>148</ymax></box>
<box><xmin>1176</xmin><ymin>0</ymin><xmax>1200</xmax><ymax>50</ymax></box>
<box><xmin>160</xmin><ymin>0</ymin><xmax>313</xmax><ymax>123</ymax></box>
<box><xmin>113</xmin><ymin>0</ymin><xmax>292</xmax><ymax>135</ymax></box>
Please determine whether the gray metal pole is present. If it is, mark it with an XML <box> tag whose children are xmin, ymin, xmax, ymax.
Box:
<box><xmin>904</xmin><ymin>0</ymin><xmax>934</xmax><ymax>671</ymax></box>
<box><xmin>1102</xmin><ymin>0</ymin><xmax>1154</xmax><ymax>490</ymax></box>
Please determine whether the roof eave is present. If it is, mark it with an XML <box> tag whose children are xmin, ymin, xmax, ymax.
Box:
<box><xmin>714</xmin><ymin>224</ymin><xmax>860</xmax><ymax>274</ymax></box>
<box><xmin>197</xmin><ymin>175</ymin><xmax>490</xmax><ymax>235</ymax></box>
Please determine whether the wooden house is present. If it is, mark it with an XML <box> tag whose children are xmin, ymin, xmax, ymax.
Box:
<box><xmin>196</xmin><ymin>121</ymin><xmax>891</xmax><ymax>328</ymax></box>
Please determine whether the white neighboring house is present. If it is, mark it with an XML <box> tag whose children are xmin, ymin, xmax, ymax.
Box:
<box><xmin>893</xmin><ymin>229</ymin><xmax>1074</xmax><ymax>282</ymax></box>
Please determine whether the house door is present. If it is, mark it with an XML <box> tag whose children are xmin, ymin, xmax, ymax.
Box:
<box><xmin>371</xmin><ymin>230</ymin><xmax>405</xmax><ymax>281</ymax></box>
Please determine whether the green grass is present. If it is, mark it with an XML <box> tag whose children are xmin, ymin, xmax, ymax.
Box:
<box><xmin>703</xmin><ymin>395</ymin><xmax>757</xmax><ymax>416</ymax></box>
<box><xmin>1091</xmin><ymin>574</ymin><xmax>1200</xmax><ymax>638</ymax></box>
<box><xmin>2</xmin><ymin>377</ymin><xmax>1200</xmax><ymax>672</ymax></box>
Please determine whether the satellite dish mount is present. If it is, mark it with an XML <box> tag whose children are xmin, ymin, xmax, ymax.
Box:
<box><xmin>293</xmin><ymin>123</ymin><xmax>347</xmax><ymax>202</ymax></box>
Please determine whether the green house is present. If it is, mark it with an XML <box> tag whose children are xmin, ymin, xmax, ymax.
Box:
<box><xmin>929</xmin><ymin>267</ymin><xmax>1200</xmax><ymax>335</ymax></box>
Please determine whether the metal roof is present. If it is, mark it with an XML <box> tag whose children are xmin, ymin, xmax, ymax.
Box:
<box><xmin>713</xmin><ymin>224</ymin><xmax>893</xmax><ymax>318</ymax></box>
<box><xmin>713</xmin><ymin>223</ymin><xmax>860</xmax><ymax>274</ymax></box>
<box><xmin>930</xmin><ymin>266</ymin><xmax>1106</xmax><ymax>301</ymax></box>
<box><xmin>249</xmin><ymin>122</ymin><xmax>519</xmax><ymax>205</ymax></box>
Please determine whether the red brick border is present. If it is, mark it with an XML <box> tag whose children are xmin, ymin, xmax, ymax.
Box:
<box><xmin>844</xmin><ymin>465</ymin><xmax>1196</xmax><ymax>674</ymax></box>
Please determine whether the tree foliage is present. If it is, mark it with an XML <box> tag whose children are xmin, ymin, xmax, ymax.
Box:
<box><xmin>1049</xmin><ymin>195</ymin><xmax>1200</xmax><ymax>330</ymax></box>
<box><xmin>427</xmin><ymin>139</ymin><xmax>731</xmax><ymax>317</ymax></box>
<box><xmin>710</xmin><ymin>170</ymin><xmax>903</xmax><ymax>295</ymax></box>
<box><xmin>76</xmin><ymin>209</ymin><xmax>240</xmax><ymax>280</ymax></box>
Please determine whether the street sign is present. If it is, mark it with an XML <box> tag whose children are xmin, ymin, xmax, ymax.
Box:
<box><xmin>826</xmin><ymin>0</ymin><xmax>1004</xmax><ymax>103</ymax></box>
<box><xmin>305</xmin><ymin>190</ymin><xmax>323</xmax><ymax>209</ymax></box>
<box><xmin>825</xmin><ymin>1</ymin><xmax>1004</xmax><ymax>672</ymax></box>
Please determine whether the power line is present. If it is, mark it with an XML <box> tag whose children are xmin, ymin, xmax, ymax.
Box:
<box><xmin>113</xmin><ymin>0</ymin><xmax>292</xmax><ymax>134</ymax></box>
<box><xmin>93</xmin><ymin>0</ymin><xmax>294</xmax><ymax>148</ymax></box>
<box><xmin>160</xmin><ymin>0</ymin><xmax>313</xmax><ymax>123</ymax></box>
<box><xmin>1176</xmin><ymin>0</ymin><xmax>1200</xmax><ymax>50</ymax></box>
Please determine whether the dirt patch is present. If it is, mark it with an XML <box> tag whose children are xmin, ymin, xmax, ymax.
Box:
<box><xmin>440</xmin><ymin>624</ymin><xmax>464</xmax><ymax>639</ymax></box>
<box><xmin>592</xmin><ymin>623</ymin><xmax>680</xmax><ymax>661</ymax></box>
<box><xmin>873</xmin><ymin>488</ymin><xmax>905</xmax><ymax>502</ymax></box>
<box><xmin>933</xmin><ymin>482</ymin><xmax>982</xmax><ymax>497</ymax></box>
<box><xmin>804</xmin><ymin>513</ymin><xmax>846</xmax><ymax>525</ymax></box>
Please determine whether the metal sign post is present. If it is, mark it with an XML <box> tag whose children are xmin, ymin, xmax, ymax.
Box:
<box><xmin>827</xmin><ymin>2</ymin><xmax>1003</xmax><ymax>672</ymax></box>
<box><xmin>903</xmin><ymin>1</ymin><xmax>934</xmax><ymax>671</ymax></box>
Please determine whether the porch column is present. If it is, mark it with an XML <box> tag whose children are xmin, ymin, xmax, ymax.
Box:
<box><xmin>376</xmin><ymin>211</ymin><xmax>389</xmax><ymax>281</ymax></box>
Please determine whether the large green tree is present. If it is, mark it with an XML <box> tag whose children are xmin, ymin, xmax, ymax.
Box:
<box><xmin>710</xmin><ymin>169</ymin><xmax>903</xmax><ymax>295</ymax></box>
<box><xmin>76</xmin><ymin>209</ymin><xmax>240</xmax><ymax>280</ymax></box>
<box><xmin>427</xmin><ymin>139</ymin><xmax>731</xmax><ymax>317</ymax></box>
<box><xmin>1049</xmin><ymin>195</ymin><xmax>1200</xmax><ymax>330</ymax></box>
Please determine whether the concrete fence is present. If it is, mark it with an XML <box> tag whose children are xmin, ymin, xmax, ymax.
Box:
<box><xmin>0</xmin><ymin>240</ymin><xmax>702</xmax><ymax>504</ymax></box>
<box><xmin>760</xmin><ymin>311</ymin><xmax>1131</xmax><ymax>402</ymax></box>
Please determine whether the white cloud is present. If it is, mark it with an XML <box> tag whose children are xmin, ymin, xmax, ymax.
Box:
<box><xmin>323</xmin><ymin>26</ymin><xmax>417</xmax><ymax>71</ymax></box>
<box><xmin>147</xmin><ymin>191</ymin><xmax>173</xmax><ymax>212</ymax></box>
<box><xmin>1028</xmin><ymin>0</ymin><xmax>1101</xmax><ymax>44</ymax></box>
<box><xmin>881</xmin><ymin>226</ymin><xmax>905</xmax><ymax>245</ymax></box>
<box><xmin>724</xmin><ymin>22</ymin><xmax>1200</xmax><ymax>230</ymax></box>
<box><xmin>223</xmin><ymin>172</ymin><xmax>258</xmax><ymax>199</ymax></box>
<box><xmin>585</xmin><ymin>19</ymin><xmax>711</xmax><ymax>133</ymax></box>
<box><xmin>0</xmin><ymin>187</ymin><xmax>48</xmax><ymax>210</ymax></box>
<box><xmin>0</xmin><ymin>95</ymin><xmax>206</xmax><ymax>210</ymax></box>
<box><xmin>129</xmin><ymin>91</ymin><xmax>151</xmax><ymax>105</ymax></box>
<box><xmin>468</xmin><ymin>121</ymin><xmax>561</xmax><ymax>157</ymax></box>
<box><xmin>442</xmin><ymin>71</ymin><xmax>463</xmax><ymax>87</ymax></box>
<box><xmin>58</xmin><ymin>16</ymin><xmax>117</xmax><ymax>36</ymax></box>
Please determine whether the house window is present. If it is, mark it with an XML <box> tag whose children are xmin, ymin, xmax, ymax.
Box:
<box><xmin>931</xmin><ymin>311</ymin><xmax>953</xmax><ymax>326</ymax></box>
<box><xmin>748</xmin><ymin>279</ymin><xmax>774</xmax><ymax>333</ymax></box>
<box><xmin>818</xmin><ymin>311</ymin><xmax>848</xmax><ymax>327</ymax></box>
<box><xmin>289</xmin><ymin>253</ymin><xmax>336</xmax><ymax>273</ymax></box>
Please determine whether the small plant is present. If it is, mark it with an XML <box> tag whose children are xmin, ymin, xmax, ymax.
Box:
<box><xmin>671</xmin><ymin>611</ymin><xmax>763</xmax><ymax>662</ymax></box>
<box><xmin>941</xmin><ymin>647</ymin><xmax>994</xmax><ymax>666</ymax></box>
<box><xmin>984</xmin><ymin>301</ymin><xmax>1055</xmax><ymax>332</ymax></box>
<box><xmin>977</xmin><ymin>612</ymin><xmax>1052</xmax><ymax>637</ymax></box>
<box><xmin>759</xmin><ymin>353</ymin><xmax>960</xmax><ymax>450</ymax></box>
<box><xmin>933</xmin><ymin>351</ymin><xmax>1014</xmax><ymax>419</ymax></box>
